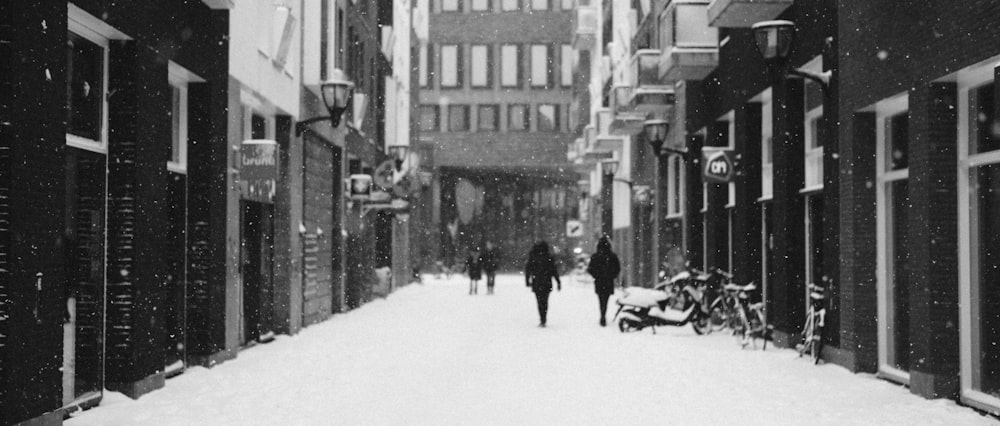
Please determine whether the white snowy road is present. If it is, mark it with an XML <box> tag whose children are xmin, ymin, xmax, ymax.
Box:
<box><xmin>68</xmin><ymin>274</ymin><xmax>997</xmax><ymax>426</ymax></box>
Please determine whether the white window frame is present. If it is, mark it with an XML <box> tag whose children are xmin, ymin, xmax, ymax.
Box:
<box><xmin>874</xmin><ymin>92</ymin><xmax>910</xmax><ymax>386</ymax></box>
<box><xmin>66</xmin><ymin>6</ymin><xmax>114</xmax><ymax>154</ymax></box>
<box><xmin>803</xmin><ymin>106</ymin><xmax>824</xmax><ymax>191</ymax></box>
<box><xmin>957</xmin><ymin>58</ymin><xmax>1000</xmax><ymax>414</ymax></box>
<box><xmin>167</xmin><ymin>62</ymin><xmax>205</xmax><ymax>174</ymax></box>
<box><xmin>667</xmin><ymin>154</ymin><xmax>684</xmax><ymax>218</ymax></box>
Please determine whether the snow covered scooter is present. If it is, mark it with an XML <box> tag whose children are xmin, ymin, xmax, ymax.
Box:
<box><xmin>613</xmin><ymin>269</ymin><xmax>715</xmax><ymax>334</ymax></box>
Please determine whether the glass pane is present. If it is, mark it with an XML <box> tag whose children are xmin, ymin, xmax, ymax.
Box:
<box><xmin>531</xmin><ymin>0</ymin><xmax>547</xmax><ymax>10</ymax></box>
<box><xmin>531</xmin><ymin>45</ymin><xmax>548</xmax><ymax>86</ymax></box>
<box><xmin>448</xmin><ymin>105</ymin><xmax>468</xmax><ymax>131</ymax></box>
<box><xmin>478</xmin><ymin>105</ymin><xmax>497</xmax><ymax>131</ymax></box>
<box><xmin>560</xmin><ymin>45</ymin><xmax>572</xmax><ymax>86</ymax></box>
<box><xmin>888</xmin><ymin>112</ymin><xmax>908</xmax><ymax>170</ymax></box>
<box><xmin>171</xmin><ymin>86</ymin><xmax>182</xmax><ymax>164</ymax></box>
<box><xmin>674</xmin><ymin>4</ymin><xmax>716</xmax><ymax>47</ymax></box>
<box><xmin>419</xmin><ymin>44</ymin><xmax>428</xmax><ymax>87</ymax></box>
<box><xmin>971</xmin><ymin>83</ymin><xmax>999</xmax><ymax>155</ymax></box>
<box><xmin>251</xmin><ymin>114</ymin><xmax>267</xmax><ymax>139</ymax></box>
<box><xmin>509</xmin><ymin>104</ymin><xmax>528</xmax><ymax>130</ymax></box>
<box><xmin>501</xmin><ymin>45</ymin><xmax>518</xmax><ymax>86</ymax></box>
<box><xmin>889</xmin><ymin>179</ymin><xmax>911</xmax><ymax>371</ymax></box>
<box><xmin>471</xmin><ymin>45</ymin><xmax>488</xmax><ymax>87</ymax></box>
<box><xmin>671</xmin><ymin>157</ymin><xmax>682</xmax><ymax>214</ymax></box>
<box><xmin>66</xmin><ymin>32</ymin><xmax>104</xmax><ymax>142</ymax></box>
<box><xmin>442</xmin><ymin>0</ymin><xmax>460</xmax><ymax>11</ymax></box>
<box><xmin>973</xmin><ymin>163</ymin><xmax>1000</xmax><ymax>396</ymax></box>
<box><xmin>419</xmin><ymin>106</ymin><xmax>438</xmax><ymax>131</ymax></box>
<box><xmin>441</xmin><ymin>45</ymin><xmax>458</xmax><ymax>87</ymax></box>
<box><xmin>537</xmin><ymin>104</ymin><xmax>557</xmax><ymax>131</ymax></box>
<box><xmin>472</xmin><ymin>0</ymin><xmax>489</xmax><ymax>10</ymax></box>
<box><xmin>502</xmin><ymin>0</ymin><xmax>519</xmax><ymax>10</ymax></box>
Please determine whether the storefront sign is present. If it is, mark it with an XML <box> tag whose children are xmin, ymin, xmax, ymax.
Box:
<box><xmin>702</xmin><ymin>148</ymin><xmax>736</xmax><ymax>184</ymax></box>
<box><xmin>240</xmin><ymin>140</ymin><xmax>279</xmax><ymax>203</ymax></box>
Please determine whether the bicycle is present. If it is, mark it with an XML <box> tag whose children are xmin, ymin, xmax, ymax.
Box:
<box><xmin>796</xmin><ymin>282</ymin><xmax>826</xmax><ymax>364</ymax></box>
<box><xmin>723</xmin><ymin>280</ymin><xmax>770</xmax><ymax>349</ymax></box>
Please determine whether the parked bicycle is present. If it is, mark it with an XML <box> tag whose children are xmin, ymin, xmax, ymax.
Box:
<box><xmin>722</xmin><ymin>279</ymin><xmax>770</xmax><ymax>349</ymax></box>
<box><xmin>796</xmin><ymin>282</ymin><xmax>827</xmax><ymax>364</ymax></box>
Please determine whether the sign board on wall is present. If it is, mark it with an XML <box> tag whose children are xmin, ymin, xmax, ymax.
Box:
<box><xmin>702</xmin><ymin>148</ymin><xmax>736</xmax><ymax>184</ymax></box>
<box><xmin>240</xmin><ymin>140</ymin><xmax>279</xmax><ymax>203</ymax></box>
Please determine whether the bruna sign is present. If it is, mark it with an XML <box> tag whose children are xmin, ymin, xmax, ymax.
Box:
<box><xmin>240</xmin><ymin>139</ymin><xmax>279</xmax><ymax>203</ymax></box>
<box><xmin>702</xmin><ymin>148</ymin><xmax>736</xmax><ymax>184</ymax></box>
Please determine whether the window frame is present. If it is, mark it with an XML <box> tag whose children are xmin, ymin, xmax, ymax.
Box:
<box><xmin>471</xmin><ymin>0</ymin><xmax>491</xmax><ymax>12</ymax></box>
<box><xmin>418</xmin><ymin>104</ymin><xmax>441</xmax><ymax>132</ymax></box>
<box><xmin>507</xmin><ymin>104</ymin><xmax>530</xmax><ymax>132</ymax></box>
<box><xmin>536</xmin><ymin>103</ymin><xmax>560</xmax><ymax>132</ymax></box>
<box><xmin>529</xmin><ymin>44</ymin><xmax>551</xmax><ymax>88</ymax></box>
<box><xmin>440</xmin><ymin>44</ymin><xmax>463</xmax><ymax>88</ymax></box>
<box><xmin>500</xmin><ymin>44</ymin><xmax>521</xmax><ymax>88</ymax></box>
<box><xmin>803</xmin><ymin>106</ymin><xmax>824</xmax><ymax>191</ymax></box>
<box><xmin>470</xmin><ymin>44</ymin><xmax>492</xmax><ymax>88</ymax></box>
<box><xmin>530</xmin><ymin>0</ymin><xmax>548</xmax><ymax>10</ymax></box>
<box><xmin>167</xmin><ymin>62</ymin><xmax>204</xmax><ymax>174</ymax></box>
<box><xmin>441</xmin><ymin>0</ymin><xmax>462</xmax><ymax>13</ymax></box>
<box><xmin>447</xmin><ymin>104</ymin><xmax>470</xmax><ymax>132</ymax></box>
<box><xmin>667</xmin><ymin>154</ymin><xmax>685</xmax><ymax>218</ymax></box>
<box><xmin>560</xmin><ymin>44</ymin><xmax>573</xmax><ymax>87</ymax></box>
<box><xmin>66</xmin><ymin>19</ymin><xmax>112</xmax><ymax>154</ymax></box>
<box><xmin>501</xmin><ymin>0</ymin><xmax>520</xmax><ymax>11</ymax></box>
<box><xmin>477</xmin><ymin>104</ymin><xmax>499</xmax><ymax>132</ymax></box>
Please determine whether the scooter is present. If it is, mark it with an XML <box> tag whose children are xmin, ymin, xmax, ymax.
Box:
<box><xmin>614</xmin><ymin>268</ymin><xmax>715</xmax><ymax>334</ymax></box>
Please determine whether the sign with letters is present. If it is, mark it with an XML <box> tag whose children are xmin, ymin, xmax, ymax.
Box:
<box><xmin>702</xmin><ymin>148</ymin><xmax>736</xmax><ymax>184</ymax></box>
<box><xmin>240</xmin><ymin>139</ymin><xmax>279</xmax><ymax>203</ymax></box>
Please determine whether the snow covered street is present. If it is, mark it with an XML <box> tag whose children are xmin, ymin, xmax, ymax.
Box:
<box><xmin>67</xmin><ymin>274</ymin><xmax>997</xmax><ymax>426</ymax></box>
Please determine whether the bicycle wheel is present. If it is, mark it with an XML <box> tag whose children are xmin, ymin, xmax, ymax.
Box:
<box><xmin>797</xmin><ymin>313</ymin><xmax>813</xmax><ymax>358</ymax></box>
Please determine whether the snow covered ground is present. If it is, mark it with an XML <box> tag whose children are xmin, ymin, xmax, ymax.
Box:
<box><xmin>67</xmin><ymin>274</ymin><xmax>997</xmax><ymax>426</ymax></box>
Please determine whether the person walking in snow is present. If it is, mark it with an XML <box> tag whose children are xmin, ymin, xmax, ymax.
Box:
<box><xmin>587</xmin><ymin>236</ymin><xmax>621</xmax><ymax>327</ymax></box>
<box><xmin>525</xmin><ymin>241</ymin><xmax>561</xmax><ymax>327</ymax></box>
<box><xmin>466</xmin><ymin>248</ymin><xmax>483</xmax><ymax>295</ymax></box>
<box><xmin>481</xmin><ymin>241</ymin><xmax>499</xmax><ymax>294</ymax></box>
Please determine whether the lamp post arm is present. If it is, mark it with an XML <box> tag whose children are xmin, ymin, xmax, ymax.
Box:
<box><xmin>788</xmin><ymin>68</ymin><xmax>832</xmax><ymax>92</ymax></box>
<box><xmin>295</xmin><ymin>115</ymin><xmax>335</xmax><ymax>136</ymax></box>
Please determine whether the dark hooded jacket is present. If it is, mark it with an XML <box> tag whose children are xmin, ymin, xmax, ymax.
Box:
<box><xmin>525</xmin><ymin>241</ymin><xmax>560</xmax><ymax>293</ymax></box>
<box><xmin>587</xmin><ymin>237</ymin><xmax>621</xmax><ymax>295</ymax></box>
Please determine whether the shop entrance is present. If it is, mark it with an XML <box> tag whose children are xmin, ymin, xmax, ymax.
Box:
<box><xmin>240</xmin><ymin>200</ymin><xmax>275</xmax><ymax>344</ymax></box>
<box><xmin>62</xmin><ymin>148</ymin><xmax>106</xmax><ymax>407</ymax></box>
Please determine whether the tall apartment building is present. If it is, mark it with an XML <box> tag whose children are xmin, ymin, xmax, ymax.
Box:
<box><xmin>418</xmin><ymin>0</ymin><xmax>581</xmax><ymax>267</ymax></box>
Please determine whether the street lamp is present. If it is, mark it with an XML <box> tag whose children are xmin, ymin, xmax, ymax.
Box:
<box><xmin>387</xmin><ymin>144</ymin><xmax>409</xmax><ymax>171</ymax></box>
<box><xmin>602</xmin><ymin>160</ymin><xmax>619</xmax><ymax>177</ymax></box>
<box><xmin>296</xmin><ymin>68</ymin><xmax>356</xmax><ymax>135</ymax></box>
<box><xmin>751</xmin><ymin>20</ymin><xmax>831</xmax><ymax>91</ymax></box>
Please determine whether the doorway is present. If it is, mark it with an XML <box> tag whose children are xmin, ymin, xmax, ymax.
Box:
<box><xmin>240</xmin><ymin>200</ymin><xmax>275</xmax><ymax>344</ymax></box>
<box><xmin>163</xmin><ymin>172</ymin><xmax>187</xmax><ymax>375</ymax></box>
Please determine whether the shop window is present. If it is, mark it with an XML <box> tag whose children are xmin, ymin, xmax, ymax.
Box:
<box><xmin>419</xmin><ymin>105</ymin><xmax>439</xmax><ymax>132</ymax></box>
<box><xmin>537</xmin><ymin>104</ymin><xmax>559</xmax><ymax>132</ymax></box>
<box><xmin>471</xmin><ymin>45</ymin><xmax>492</xmax><ymax>88</ymax></box>
<box><xmin>448</xmin><ymin>105</ymin><xmax>470</xmax><ymax>132</ymax></box>
<box><xmin>530</xmin><ymin>44</ymin><xmax>550</xmax><ymax>88</ymax></box>
<box><xmin>501</xmin><ymin>45</ymin><xmax>520</xmax><ymax>87</ymax></box>
<box><xmin>477</xmin><ymin>105</ymin><xmax>498</xmax><ymax>131</ymax></box>
<box><xmin>667</xmin><ymin>155</ymin><xmax>684</xmax><ymax>217</ymax></box>
<box><xmin>508</xmin><ymin>104</ymin><xmax>529</xmax><ymax>131</ymax></box>
<box><xmin>560</xmin><ymin>44</ymin><xmax>573</xmax><ymax>87</ymax></box>
<box><xmin>440</xmin><ymin>45</ymin><xmax>462</xmax><ymax>88</ymax></box>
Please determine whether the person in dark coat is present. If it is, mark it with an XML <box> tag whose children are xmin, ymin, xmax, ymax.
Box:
<box><xmin>466</xmin><ymin>248</ymin><xmax>483</xmax><ymax>295</ymax></box>
<box><xmin>587</xmin><ymin>236</ymin><xmax>621</xmax><ymax>326</ymax></box>
<box><xmin>525</xmin><ymin>241</ymin><xmax>561</xmax><ymax>327</ymax></box>
<box><xmin>481</xmin><ymin>241</ymin><xmax>499</xmax><ymax>294</ymax></box>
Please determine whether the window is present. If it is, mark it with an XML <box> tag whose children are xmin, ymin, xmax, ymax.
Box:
<box><xmin>471</xmin><ymin>45</ymin><xmax>491</xmax><ymax>88</ymax></box>
<box><xmin>320</xmin><ymin>0</ymin><xmax>329</xmax><ymax>80</ymax></box>
<box><xmin>448</xmin><ymin>105</ymin><xmax>470</xmax><ymax>132</ymax></box>
<box><xmin>531</xmin><ymin>0</ymin><xmax>548</xmax><ymax>10</ymax></box>
<box><xmin>167</xmin><ymin>63</ymin><xmax>203</xmax><ymax>173</ymax></box>
<box><xmin>760</xmin><ymin>89</ymin><xmax>774</xmax><ymax>200</ymax></box>
<box><xmin>251</xmin><ymin>114</ymin><xmax>267</xmax><ymax>139</ymax></box>
<box><xmin>501</xmin><ymin>44</ymin><xmax>520</xmax><ymax>87</ymax></box>
<box><xmin>508</xmin><ymin>104</ymin><xmax>529</xmax><ymax>131</ymax></box>
<box><xmin>537</xmin><ymin>104</ymin><xmax>559</xmax><ymax>132</ymax></box>
<box><xmin>560</xmin><ymin>44</ymin><xmax>573</xmax><ymax>87</ymax></box>
<box><xmin>440</xmin><ymin>45</ymin><xmax>462</xmax><ymax>88</ymax></box>
<box><xmin>442</xmin><ymin>0</ymin><xmax>461</xmax><ymax>12</ymax></box>
<box><xmin>418</xmin><ymin>105</ymin><xmax>439</xmax><ymax>131</ymax></box>
<box><xmin>471</xmin><ymin>0</ymin><xmax>490</xmax><ymax>11</ymax></box>
<box><xmin>66</xmin><ymin>31</ymin><xmax>108</xmax><ymax>151</ymax></box>
<box><xmin>478</xmin><ymin>105</ymin><xmax>498</xmax><ymax>131</ymax></box>
<box><xmin>667</xmin><ymin>155</ymin><xmax>684</xmax><ymax>217</ymax></box>
<box><xmin>804</xmin><ymin>107</ymin><xmax>824</xmax><ymax>190</ymax></box>
<box><xmin>561</xmin><ymin>0</ymin><xmax>574</xmax><ymax>9</ymax></box>
<box><xmin>502</xmin><ymin>0</ymin><xmax>520</xmax><ymax>11</ymax></box>
<box><xmin>530</xmin><ymin>44</ymin><xmax>550</xmax><ymax>87</ymax></box>
<box><xmin>663</xmin><ymin>3</ymin><xmax>717</xmax><ymax>48</ymax></box>
<box><xmin>419</xmin><ymin>44</ymin><xmax>434</xmax><ymax>88</ymax></box>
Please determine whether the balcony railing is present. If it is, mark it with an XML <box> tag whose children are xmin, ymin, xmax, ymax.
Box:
<box><xmin>658</xmin><ymin>1</ymin><xmax>719</xmax><ymax>83</ymax></box>
<box><xmin>707</xmin><ymin>0</ymin><xmax>794</xmax><ymax>28</ymax></box>
<box><xmin>573</xmin><ymin>5</ymin><xmax>599</xmax><ymax>50</ymax></box>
